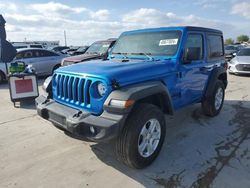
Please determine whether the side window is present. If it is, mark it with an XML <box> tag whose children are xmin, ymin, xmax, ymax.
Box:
<box><xmin>32</xmin><ymin>50</ymin><xmax>41</xmax><ymax>58</ymax></box>
<box><xmin>15</xmin><ymin>52</ymin><xmax>24</xmax><ymax>59</ymax></box>
<box><xmin>207</xmin><ymin>35</ymin><xmax>224</xmax><ymax>59</ymax></box>
<box><xmin>42</xmin><ymin>50</ymin><xmax>59</xmax><ymax>57</ymax></box>
<box><xmin>23</xmin><ymin>51</ymin><xmax>34</xmax><ymax>59</ymax></box>
<box><xmin>185</xmin><ymin>34</ymin><xmax>203</xmax><ymax>60</ymax></box>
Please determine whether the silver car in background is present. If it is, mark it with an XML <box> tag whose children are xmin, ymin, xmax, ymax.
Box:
<box><xmin>228</xmin><ymin>48</ymin><xmax>250</xmax><ymax>74</ymax></box>
<box><xmin>14</xmin><ymin>48</ymin><xmax>68</xmax><ymax>76</ymax></box>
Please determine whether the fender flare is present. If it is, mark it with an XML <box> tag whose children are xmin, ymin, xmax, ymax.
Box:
<box><xmin>104</xmin><ymin>81</ymin><xmax>173</xmax><ymax>115</ymax></box>
<box><xmin>204</xmin><ymin>66</ymin><xmax>227</xmax><ymax>99</ymax></box>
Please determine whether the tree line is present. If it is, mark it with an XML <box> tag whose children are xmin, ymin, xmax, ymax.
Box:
<box><xmin>225</xmin><ymin>35</ymin><xmax>249</xmax><ymax>45</ymax></box>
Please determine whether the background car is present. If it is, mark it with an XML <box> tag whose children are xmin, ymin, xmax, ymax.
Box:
<box><xmin>13</xmin><ymin>48</ymin><xmax>68</xmax><ymax>76</ymax></box>
<box><xmin>61</xmin><ymin>38</ymin><xmax>116</xmax><ymax>66</ymax></box>
<box><xmin>228</xmin><ymin>48</ymin><xmax>250</xmax><ymax>74</ymax></box>
<box><xmin>61</xmin><ymin>46</ymin><xmax>81</xmax><ymax>56</ymax></box>
<box><xmin>72</xmin><ymin>46</ymin><xmax>89</xmax><ymax>56</ymax></box>
<box><xmin>67</xmin><ymin>46</ymin><xmax>80</xmax><ymax>56</ymax></box>
<box><xmin>225</xmin><ymin>45</ymin><xmax>244</xmax><ymax>61</ymax></box>
<box><xmin>48</xmin><ymin>46</ymin><xmax>69</xmax><ymax>53</ymax></box>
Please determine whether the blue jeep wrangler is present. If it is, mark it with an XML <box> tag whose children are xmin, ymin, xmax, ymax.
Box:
<box><xmin>36</xmin><ymin>26</ymin><xmax>227</xmax><ymax>168</ymax></box>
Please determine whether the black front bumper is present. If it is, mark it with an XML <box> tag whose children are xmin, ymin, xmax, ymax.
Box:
<box><xmin>36</xmin><ymin>95</ymin><xmax>126</xmax><ymax>142</ymax></box>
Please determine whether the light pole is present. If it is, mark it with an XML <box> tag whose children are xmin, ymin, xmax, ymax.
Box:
<box><xmin>64</xmin><ymin>30</ymin><xmax>67</xmax><ymax>46</ymax></box>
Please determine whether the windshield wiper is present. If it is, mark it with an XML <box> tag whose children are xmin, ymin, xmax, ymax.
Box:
<box><xmin>131</xmin><ymin>52</ymin><xmax>155</xmax><ymax>61</ymax></box>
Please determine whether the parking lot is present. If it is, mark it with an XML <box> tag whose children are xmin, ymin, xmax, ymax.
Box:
<box><xmin>0</xmin><ymin>74</ymin><xmax>249</xmax><ymax>188</ymax></box>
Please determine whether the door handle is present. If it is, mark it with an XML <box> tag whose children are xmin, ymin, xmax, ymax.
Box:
<box><xmin>200</xmin><ymin>66</ymin><xmax>214</xmax><ymax>71</ymax></box>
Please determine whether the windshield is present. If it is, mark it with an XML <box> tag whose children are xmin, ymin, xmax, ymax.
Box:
<box><xmin>238</xmin><ymin>48</ymin><xmax>250</xmax><ymax>56</ymax></box>
<box><xmin>112</xmin><ymin>31</ymin><xmax>181</xmax><ymax>57</ymax></box>
<box><xmin>85</xmin><ymin>42</ymin><xmax>110</xmax><ymax>55</ymax></box>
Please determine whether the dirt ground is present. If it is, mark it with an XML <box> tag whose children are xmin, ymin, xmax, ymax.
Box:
<box><xmin>0</xmin><ymin>74</ymin><xmax>250</xmax><ymax>188</ymax></box>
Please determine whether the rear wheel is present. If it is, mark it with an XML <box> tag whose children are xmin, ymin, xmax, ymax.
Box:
<box><xmin>202</xmin><ymin>80</ymin><xmax>225</xmax><ymax>117</ymax></box>
<box><xmin>116</xmin><ymin>103</ymin><xmax>166</xmax><ymax>169</ymax></box>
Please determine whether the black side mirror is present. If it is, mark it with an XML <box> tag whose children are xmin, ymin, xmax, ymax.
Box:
<box><xmin>183</xmin><ymin>47</ymin><xmax>201</xmax><ymax>64</ymax></box>
<box><xmin>102</xmin><ymin>52</ymin><xmax>109</xmax><ymax>60</ymax></box>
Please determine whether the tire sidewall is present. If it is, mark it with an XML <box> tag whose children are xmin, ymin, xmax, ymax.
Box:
<box><xmin>211</xmin><ymin>81</ymin><xmax>225</xmax><ymax>116</ymax></box>
<box><xmin>127</xmin><ymin>105</ymin><xmax>166</xmax><ymax>168</ymax></box>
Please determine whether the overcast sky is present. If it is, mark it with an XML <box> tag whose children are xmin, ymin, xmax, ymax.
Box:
<box><xmin>1</xmin><ymin>0</ymin><xmax>250</xmax><ymax>45</ymax></box>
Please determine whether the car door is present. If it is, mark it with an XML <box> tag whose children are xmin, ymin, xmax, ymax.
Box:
<box><xmin>21</xmin><ymin>49</ymin><xmax>47</xmax><ymax>75</ymax></box>
<box><xmin>176</xmin><ymin>32</ymin><xmax>209</xmax><ymax>108</ymax></box>
<box><xmin>30</xmin><ymin>50</ymin><xmax>60</xmax><ymax>75</ymax></box>
<box><xmin>14</xmin><ymin>50</ymin><xmax>39</xmax><ymax>72</ymax></box>
<box><xmin>39</xmin><ymin>50</ymin><xmax>61</xmax><ymax>75</ymax></box>
<box><xmin>31</xmin><ymin>50</ymin><xmax>51</xmax><ymax>75</ymax></box>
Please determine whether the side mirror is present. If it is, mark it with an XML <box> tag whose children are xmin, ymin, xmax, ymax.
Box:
<box><xmin>102</xmin><ymin>52</ymin><xmax>109</xmax><ymax>60</ymax></box>
<box><xmin>183</xmin><ymin>47</ymin><xmax>201</xmax><ymax>64</ymax></box>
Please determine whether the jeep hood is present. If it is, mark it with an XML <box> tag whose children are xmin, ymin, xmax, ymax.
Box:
<box><xmin>56</xmin><ymin>59</ymin><xmax>176</xmax><ymax>86</ymax></box>
<box><xmin>63</xmin><ymin>53</ymin><xmax>101</xmax><ymax>63</ymax></box>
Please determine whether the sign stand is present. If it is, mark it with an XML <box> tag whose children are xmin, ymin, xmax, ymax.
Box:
<box><xmin>8</xmin><ymin>63</ymin><xmax>39</xmax><ymax>107</ymax></box>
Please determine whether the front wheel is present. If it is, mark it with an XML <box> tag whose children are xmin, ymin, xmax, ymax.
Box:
<box><xmin>116</xmin><ymin>103</ymin><xmax>166</xmax><ymax>169</ymax></box>
<box><xmin>202</xmin><ymin>80</ymin><xmax>225</xmax><ymax>117</ymax></box>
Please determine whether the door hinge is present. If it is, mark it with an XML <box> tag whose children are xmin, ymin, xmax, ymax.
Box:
<box><xmin>177</xmin><ymin>72</ymin><xmax>182</xmax><ymax>78</ymax></box>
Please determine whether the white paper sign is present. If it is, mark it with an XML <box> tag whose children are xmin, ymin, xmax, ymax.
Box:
<box><xmin>159</xmin><ymin>39</ymin><xmax>178</xmax><ymax>46</ymax></box>
<box><xmin>103</xmin><ymin>44</ymin><xmax>109</xmax><ymax>47</ymax></box>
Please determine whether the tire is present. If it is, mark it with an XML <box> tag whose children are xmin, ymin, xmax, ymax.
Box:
<box><xmin>0</xmin><ymin>71</ymin><xmax>6</xmax><ymax>84</ymax></box>
<box><xmin>116</xmin><ymin>103</ymin><xmax>166</xmax><ymax>169</ymax></box>
<box><xmin>202</xmin><ymin>80</ymin><xmax>225</xmax><ymax>117</ymax></box>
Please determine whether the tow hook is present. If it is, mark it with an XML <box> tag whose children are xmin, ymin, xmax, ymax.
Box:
<box><xmin>73</xmin><ymin>111</ymin><xmax>82</xmax><ymax>118</ymax></box>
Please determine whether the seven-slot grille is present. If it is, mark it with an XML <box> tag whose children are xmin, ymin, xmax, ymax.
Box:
<box><xmin>53</xmin><ymin>73</ymin><xmax>92</xmax><ymax>108</ymax></box>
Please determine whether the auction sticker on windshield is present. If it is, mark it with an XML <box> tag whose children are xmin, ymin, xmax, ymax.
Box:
<box><xmin>159</xmin><ymin>39</ymin><xmax>178</xmax><ymax>46</ymax></box>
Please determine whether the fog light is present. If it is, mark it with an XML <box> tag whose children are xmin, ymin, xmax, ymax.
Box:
<box><xmin>90</xmin><ymin>126</ymin><xmax>96</xmax><ymax>134</ymax></box>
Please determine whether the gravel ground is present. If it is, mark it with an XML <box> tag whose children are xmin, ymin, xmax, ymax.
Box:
<box><xmin>0</xmin><ymin>74</ymin><xmax>250</xmax><ymax>188</ymax></box>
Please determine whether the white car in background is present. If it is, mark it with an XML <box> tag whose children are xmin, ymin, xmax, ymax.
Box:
<box><xmin>14</xmin><ymin>48</ymin><xmax>68</xmax><ymax>76</ymax></box>
<box><xmin>228</xmin><ymin>48</ymin><xmax>250</xmax><ymax>74</ymax></box>
<box><xmin>0</xmin><ymin>48</ymin><xmax>68</xmax><ymax>83</ymax></box>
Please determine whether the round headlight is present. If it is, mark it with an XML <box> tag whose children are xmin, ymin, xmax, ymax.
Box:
<box><xmin>97</xmin><ymin>82</ymin><xmax>107</xmax><ymax>97</ymax></box>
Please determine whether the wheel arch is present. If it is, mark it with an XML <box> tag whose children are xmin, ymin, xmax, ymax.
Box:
<box><xmin>104</xmin><ymin>81</ymin><xmax>174</xmax><ymax>115</ymax></box>
<box><xmin>203</xmin><ymin>66</ymin><xmax>227</xmax><ymax>99</ymax></box>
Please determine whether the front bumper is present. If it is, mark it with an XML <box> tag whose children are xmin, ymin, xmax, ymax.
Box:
<box><xmin>228</xmin><ymin>64</ymin><xmax>250</xmax><ymax>74</ymax></box>
<box><xmin>36</xmin><ymin>95</ymin><xmax>126</xmax><ymax>142</ymax></box>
